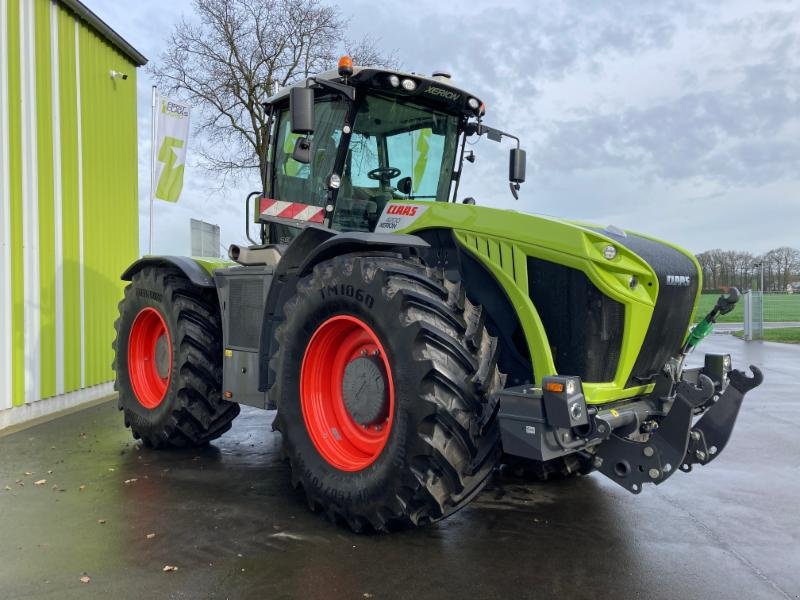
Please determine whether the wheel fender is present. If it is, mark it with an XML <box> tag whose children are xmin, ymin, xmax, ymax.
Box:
<box><xmin>258</xmin><ymin>226</ymin><xmax>430</xmax><ymax>392</ymax></box>
<box><xmin>121</xmin><ymin>256</ymin><xmax>218</xmax><ymax>288</ymax></box>
<box><xmin>296</xmin><ymin>230</ymin><xmax>430</xmax><ymax>276</ymax></box>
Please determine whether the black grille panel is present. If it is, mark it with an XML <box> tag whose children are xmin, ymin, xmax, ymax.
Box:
<box><xmin>592</xmin><ymin>229</ymin><xmax>699</xmax><ymax>385</ymax></box>
<box><xmin>527</xmin><ymin>258</ymin><xmax>624</xmax><ymax>382</ymax></box>
<box><xmin>229</xmin><ymin>278</ymin><xmax>265</xmax><ymax>349</ymax></box>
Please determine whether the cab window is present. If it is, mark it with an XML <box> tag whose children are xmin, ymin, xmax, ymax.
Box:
<box><xmin>273</xmin><ymin>98</ymin><xmax>347</xmax><ymax>208</ymax></box>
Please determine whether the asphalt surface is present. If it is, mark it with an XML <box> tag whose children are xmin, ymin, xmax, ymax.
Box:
<box><xmin>1</xmin><ymin>336</ymin><xmax>798</xmax><ymax>600</ymax></box>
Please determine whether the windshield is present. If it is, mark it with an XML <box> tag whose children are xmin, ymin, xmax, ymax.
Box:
<box><xmin>333</xmin><ymin>94</ymin><xmax>459</xmax><ymax>232</ymax></box>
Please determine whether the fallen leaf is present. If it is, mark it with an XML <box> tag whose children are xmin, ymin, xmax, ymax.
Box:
<box><xmin>107</xmin><ymin>468</ymin><xmax>115</xmax><ymax>472</ymax></box>
<box><xmin>124</xmin><ymin>478</ymin><xmax>138</xmax><ymax>484</ymax></box>
<box><xmin>79</xmin><ymin>485</ymin><xmax>86</xmax><ymax>491</ymax></box>
<box><xmin>4</xmin><ymin>486</ymin><xmax>11</xmax><ymax>491</ymax></box>
<box><xmin>80</xmin><ymin>575</ymin><xmax>91</xmax><ymax>584</ymax></box>
<box><xmin>98</xmin><ymin>519</ymin><xmax>107</xmax><ymax>525</ymax></box>
<box><xmin>162</xmin><ymin>565</ymin><xmax>178</xmax><ymax>572</ymax></box>
<box><xmin>34</xmin><ymin>479</ymin><xmax>47</xmax><ymax>486</ymax></box>
<box><xmin>24</xmin><ymin>471</ymin><xmax>33</xmax><ymax>476</ymax></box>
<box><xmin>47</xmin><ymin>470</ymin><xmax>53</xmax><ymax>475</ymax></box>
<box><xmin>363</xmin><ymin>594</ymin><xmax>374</xmax><ymax>599</ymax></box>
<box><xmin>146</xmin><ymin>533</ymin><xmax>156</xmax><ymax>539</ymax></box>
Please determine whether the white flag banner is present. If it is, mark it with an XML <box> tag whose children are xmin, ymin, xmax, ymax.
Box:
<box><xmin>153</xmin><ymin>95</ymin><xmax>191</xmax><ymax>202</ymax></box>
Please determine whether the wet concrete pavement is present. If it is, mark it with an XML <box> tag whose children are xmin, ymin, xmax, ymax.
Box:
<box><xmin>1</xmin><ymin>336</ymin><xmax>798</xmax><ymax>600</ymax></box>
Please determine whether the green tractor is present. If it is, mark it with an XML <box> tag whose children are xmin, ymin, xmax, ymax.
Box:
<box><xmin>114</xmin><ymin>58</ymin><xmax>762</xmax><ymax>531</ymax></box>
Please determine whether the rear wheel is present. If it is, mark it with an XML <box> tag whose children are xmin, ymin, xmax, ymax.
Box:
<box><xmin>113</xmin><ymin>267</ymin><xmax>239</xmax><ymax>448</ymax></box>
<box><xmin>271</xmin><ymin>254</ymin><xmax>505</xmax><ymax>531</ymax></box>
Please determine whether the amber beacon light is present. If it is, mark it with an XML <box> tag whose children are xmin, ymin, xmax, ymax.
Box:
<box><xmin>338</xmin><ymin>55</ymin><xmax>354</xmax><ymax>77</ymax></box>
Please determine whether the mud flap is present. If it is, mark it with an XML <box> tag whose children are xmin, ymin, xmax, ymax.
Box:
<box><xmin>592</xmin><ymin>366</ymin><xmax>762</xmax><ymax>494</ymax></box>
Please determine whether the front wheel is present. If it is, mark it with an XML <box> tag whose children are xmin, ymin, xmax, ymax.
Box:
<box><xmin>270</xmin><ymin>255</ymin><xmax>505</xmax><ymax>531</ymax></box>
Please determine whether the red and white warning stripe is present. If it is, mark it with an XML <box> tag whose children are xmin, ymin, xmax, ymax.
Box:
<box><xmin>259</xmin><ymin>198</ymin><xmax>325</xmax><ymax>223</ymax></box>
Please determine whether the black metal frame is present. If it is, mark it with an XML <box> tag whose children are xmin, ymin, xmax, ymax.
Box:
<box><xmin>497</xmin><ymin>362</ymin><xmax>763</xmax><ymax>494</ymax></box>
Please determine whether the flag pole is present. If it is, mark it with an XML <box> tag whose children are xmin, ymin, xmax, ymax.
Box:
<box><xmin>149</xmin><ymin>85</ymin><xmax>157</xmax><ymax>255</ymax></box>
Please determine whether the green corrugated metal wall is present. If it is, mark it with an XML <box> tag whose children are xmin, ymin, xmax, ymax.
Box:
<box><xmin>0</xmin><ymin>0</ymin><xmax>139</xmax><ymax>413</ymax></box>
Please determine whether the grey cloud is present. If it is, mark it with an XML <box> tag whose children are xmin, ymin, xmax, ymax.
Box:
<box><xmin>534</xmin><ymin>39</ymin><xmax>800</xmax><ymax>186</ymax></box>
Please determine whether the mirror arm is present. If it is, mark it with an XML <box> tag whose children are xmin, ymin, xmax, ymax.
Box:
<box><xmin>474</xmin><ymin>123</ymin><xmax>520</xmax><ymax>148</ymax></box>
<box><xmin>307</xmin><ymin>77</ymin><xmax>356</xmax><ymax>102</ymax></box>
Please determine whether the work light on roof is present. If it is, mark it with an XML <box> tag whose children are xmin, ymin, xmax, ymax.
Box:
<box><xmin>388</xmin><ymin>74</ymin><xmax>400</xmax><ymax>87</ymax></box>
<box><xmin>401</xmin><ymin>78</ymin><xmax>417</xmax><ymax>91</ymax></box>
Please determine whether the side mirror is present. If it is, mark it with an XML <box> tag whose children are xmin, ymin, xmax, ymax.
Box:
<box><xmin>290</xmin><ymin>87</ymin><xmax>315</xmax><ymax>135</ymax></box>
<box><xmin>397</xmin><ymin>177</ymin><xmax>412</xmax><ymax>195</ymax></box>
<box><xmin>509</xmin><ymin>148</ymin><xmax>526</xmax><ymax>183</ymax></box>
<box><xmin>508</xmin><ymin>147</ymin><xmax>526</xmax><ymax>200</ymax></box>
<box><xmin>292</xmin><ymin>137</ymin><xmax>311</xmax><ymax>164</ymax></box>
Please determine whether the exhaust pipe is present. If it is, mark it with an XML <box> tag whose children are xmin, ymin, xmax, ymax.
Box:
<box><xmin>228</xmin><ymin>244</ymin><xmax>282</xmax><ymax>266</ymax></box>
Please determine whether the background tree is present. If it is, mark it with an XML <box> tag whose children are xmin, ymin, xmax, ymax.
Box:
<box><xmin>696</xmin><ymin>246</ymin><xmax>800</xmax><ymax>291</ymax></box>
<box><xmin>151</xmin><ymin>0</ymin><xmax>396</xmax><ymax>185</ymax></box>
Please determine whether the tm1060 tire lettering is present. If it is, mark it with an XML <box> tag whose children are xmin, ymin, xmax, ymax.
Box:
<box><xmin>319</xmin><ymin>284</ymin><xmax>374</xmax><ymax>308</ymax></box>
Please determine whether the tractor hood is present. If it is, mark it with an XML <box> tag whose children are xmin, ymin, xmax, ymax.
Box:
<box><xmin>377</xmin><ymin>200</ymin><xmax>702</xmax><ymax>401</ymax></box>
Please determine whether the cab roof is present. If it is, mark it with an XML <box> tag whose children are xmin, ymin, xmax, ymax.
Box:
<box><xmin>265</xmin><ymin>66</ymin><xmax>485</xmax><ymax>118</ymax></box>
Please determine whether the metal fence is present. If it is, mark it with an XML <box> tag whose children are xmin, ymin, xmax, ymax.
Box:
<box><xmin>743</xmin><ymin>291</ymin><xmax>800</xmax><ymax>340</ymax></box>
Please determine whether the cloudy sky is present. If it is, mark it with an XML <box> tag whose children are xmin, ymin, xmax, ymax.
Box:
<box><xmin>91</xmin><ymin>0</ymin><xmax>799</xmax><ymax>257</ymax></box>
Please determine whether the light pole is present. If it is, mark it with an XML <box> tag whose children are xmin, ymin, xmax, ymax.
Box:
<box><xmin>753</xmin><ymin>261</ymin><xmax>765</xmax><ymax>337</ymax></box>
<box><xmin>753</xmin><ymin>261</ymin><xmax>764</xmax><ymax>293</ymax></box>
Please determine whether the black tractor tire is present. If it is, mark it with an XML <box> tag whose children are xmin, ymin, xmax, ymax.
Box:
<box><xmin>270</xmin><ymin>254</ymin><xmax>505</xmax><ymax>532</ymax></box>
<box><xmin>113</xmin><ymin>267</ymin><xmax>239</xmax><ymax>448</ymax></box>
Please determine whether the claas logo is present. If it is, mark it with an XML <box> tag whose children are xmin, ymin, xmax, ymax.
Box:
<box><xmin>387</xmin><ymin>205</ymin><xmax>418</xmax><ymax>216</ymax></box>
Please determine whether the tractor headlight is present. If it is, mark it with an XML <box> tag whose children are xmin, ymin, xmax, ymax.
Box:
<box><xmin>467</xmin><ymin>97</ymin><xmax>480</xmax><ymax>110</ymax></box>
<box><xmin>603</xmin><ymin>245</ymin><xmax>617</xmax><ymax>260</ymax></box>
<box><xmin>388</xmin><ymin>74</ymin><xmax>400</xmax><ymax>88</ymax></box>
<box><xmin>328</xmin><ymin>173</ymin><xmax>341</xmax><ymax>189</ymax></box>
<box><xmin>401</xmin><ymin>78</ymin><xmax>417</xmax><ymax>91</ymax></box>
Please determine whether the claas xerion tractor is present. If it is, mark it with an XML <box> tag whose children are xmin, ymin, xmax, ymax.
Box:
<box><xmin>114</xmin><ymin>57</ymin><xmax>762</xmax><ymax>532</ymax></box>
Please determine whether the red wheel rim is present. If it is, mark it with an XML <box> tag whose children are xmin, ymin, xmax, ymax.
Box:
<box><xmin>300</xmin><ymin>315</ymin><xmax>395</xmax><ymax>471</ymax></box>
<box><xmin>127</xmin><ymin>307</ymin><xmax>172</xmax><ymax>409</ymax></box>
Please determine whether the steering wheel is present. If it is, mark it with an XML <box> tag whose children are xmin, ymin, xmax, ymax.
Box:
<box><xmin>367</xmin><ymin>166</ymin><xmax>401</xmax><ymax>182</ymax></box>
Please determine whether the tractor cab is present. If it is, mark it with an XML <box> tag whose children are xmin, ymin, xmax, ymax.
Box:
<box><xmin>256</xmin><ymin>58</ymin><xmax>526</xmax><ymax>244</ymax></box>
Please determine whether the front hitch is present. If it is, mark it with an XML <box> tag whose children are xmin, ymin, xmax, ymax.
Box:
<box><xmin>497</xmin><ymin>361</ymin><xmax>763</xmax><ymax>495</ymax></box>
<box><xmin>592</xmin><ymin>365</ymin><xmax>762</xmax><ymax>493</ymax></box>
<box><xmin>681</xmin><ymin>366</ymin><xmax>763</xmax><ymax>471</ymax></box>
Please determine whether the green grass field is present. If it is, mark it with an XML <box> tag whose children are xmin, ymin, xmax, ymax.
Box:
<box><xmin>732</xmin><ymin>327</ymin><xmax>800</xmax><ymax>344</ymax></box>
<box><xmin>695</xmin><ymin>293</ymin><xmax>800</xmax><ymax>323</ymax></box>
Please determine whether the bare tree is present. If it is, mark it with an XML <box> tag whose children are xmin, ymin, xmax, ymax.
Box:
<box><xmin>697</xmin><ymin>247</ymin><xmax>800</xmax><ymax>291</ymax></box>
<box><xmin>767</xmin><ymin>247</ymin><xmax>800</xmax><ymax>290</ymax></box>
<box><xmin>151</xmin><ymin>0</ymin><xmax>397</xmax><ymax>185</ymax></box>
